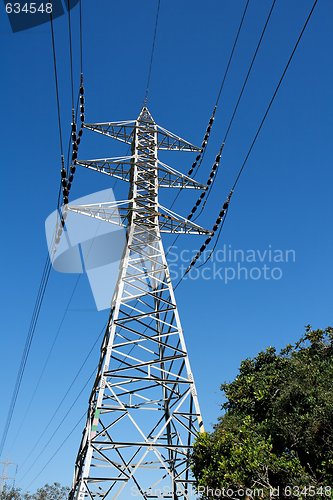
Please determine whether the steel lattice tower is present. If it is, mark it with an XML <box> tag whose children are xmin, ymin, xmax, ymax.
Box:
<box><xmin>69</xmin><ymin>108</ymin><xmax>210</xmax><ymax>500</ymax></box>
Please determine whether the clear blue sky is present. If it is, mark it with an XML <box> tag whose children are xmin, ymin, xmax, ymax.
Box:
<box><xmin>0</xmin><ymin>0</ymin><xmax>332</xmax><ymax>492</ymax></box>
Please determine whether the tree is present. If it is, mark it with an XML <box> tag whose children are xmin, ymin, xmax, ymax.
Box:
<box><xmin>191</xmin><ymin>326</ymin><xmax>333</xmax><ymax>499</ymax></box>
<box><xmin>0</xmin><ymin>483</ymin><xmax>69</xmax><ymax>500</ymax></box>
<box><xmin>27</xmin><ymin>483</ymin><xmax>69</xmax><ymax>500</ymax></box>
<box><xmin>0</xmin><ymin>485</ymin><xmax>21</xmax><ymax>500</ymax></box>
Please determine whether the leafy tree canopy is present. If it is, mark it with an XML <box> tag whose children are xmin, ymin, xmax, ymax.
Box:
<box><xmin>0</xmin><ymin>483</ymin><xmax>69</xmax><ymax>500</ymax></box>
<box><xmin>192</xmin><ymin>326</ymin><xmax>333</xmax><ymax>498</ymax></box>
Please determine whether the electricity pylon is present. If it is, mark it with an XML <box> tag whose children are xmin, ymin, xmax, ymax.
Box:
<box><xmin>69</xmin><ymin>107</ymin><xmax>210</xmax><ymax>499</ymax></box>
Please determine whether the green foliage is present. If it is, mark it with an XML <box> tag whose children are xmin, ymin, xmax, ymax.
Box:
<box><xmin>0</xmin><ymin>483</ymin><xmax>69</xmax><ymax>500</ymax></box>
<box><xmin>0</xmin><ymin>485</ymin><xmax>21</xmax><ymax>500</ymax></box>
<box><xmin>192</xmin><ymin>326</ymin><xmax>333</xmax><ymax>498</ymax></box>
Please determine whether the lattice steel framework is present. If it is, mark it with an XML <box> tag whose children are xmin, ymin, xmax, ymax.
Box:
<box><xmin>69</xmin><ymin>108</ymin><xmax>209</xmax><ymax>500</ymax></box>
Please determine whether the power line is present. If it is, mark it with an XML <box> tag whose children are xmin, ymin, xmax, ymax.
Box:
<box><xmin>0</xmin><ymin>256</ymin><xmax>52</xmax><ymax>458</ymax></box>
<box><xmin>144</xmin><ymin>0</ymin><xmax>161</xmax><ymax>104</ymax></box>
<box><xmin>67</xmin><ymin>0</ymin><xmax>75</xmax><ymax>110</ymax></box>
<box><xmin>215</xmin><ymin>0</ymin><xmax>250</xmax><ymax>107</ymax></box>
<box><xmin>192</xmin><ymin>0</ymin><xmax>319</xmax><ymax>268</ymax></box>
<box><xmin>10</xmin><ymin>275</ymin><xmax>82</xmax><ymax>450</ymax></box>
<box><xmin>20</xmin><ymin>369</ymin><xmax>96</xmax><ymax>485</ymax></box>
<box><xmin>231</xmin><ymin>0</ymin><xmax>318</xmax><ymax>192</ymax></box>
<box><xmin>17</xmin><ymin>321</ymin><xmax>106</xmax><ymax>477</ymax></box>
<box><xmin>196</xmin><ymin>0</ymin><xmax>277</xmax><ymax>218</ymax></box>
<box><xmin>50</xmin><ymin>12</ymin><xmax>64</xmax><ymax>161</ymax></box>
<box><xmin>16</xmin><ymin>0</ymin><xmax>268</xmax><ymax>467</ymax></box>
<box><xmin>1</xmin><ymin>4</ymin><xmax>86</xmax><ymax>458</ymax></box>
<box><xmin>26</xmin><ymin>412</ymin><xmax>86</xmax><ymax>490</ymax></box>
<box><xmin>79</xmin><ymin>0</ymin><xmax>83</xmax><ymax>75</ymax></box>
<box><xmin>170</xmin><ymin>0</ymin><xmax>251</xmax><ymax>211</ymax></box>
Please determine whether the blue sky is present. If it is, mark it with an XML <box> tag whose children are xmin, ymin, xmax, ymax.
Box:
<box><xmin>0</xmin><ymin>0</ymin><xmax>332</xmax><ymax>492</ymax></box>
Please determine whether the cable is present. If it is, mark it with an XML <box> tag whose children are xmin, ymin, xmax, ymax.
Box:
<box><xmin>232</xmin><ymin>0</ymin><xmax>318</xmax><ymax>192</ymax></box>
<box><xmin>79</xmin><ymin>0</ymin><xmax>83</xmax><ymax>75</ymax></box>
<box><xmin>197</xmin><ymin>0</ymin><xmax>277</xmax><ymax>217</ymax></box>
<box><xmin>10</xmin><ymin>275</ymin><xmax>82</xmax><ymax>450</ymax></box>
<box><xmin>25</xmin><ymin>412</ymin><xmax>86</xmax><ymax>489</ymax></box>
<box><xmin>67</xmin><ymin>0</ymin><xmax>75</xmax><ymax>111</ymax></box>
<box><xmin>144</xmin><ymin>0</ymin><xmax>161</xmax><ymax>104</ymax></box>
<box><xmin>50</xmin><ymin>12</ymin><xmax>64</xmax><ymax>161</ymax></box>
<box><xmin>189</xmin><ymin>0</ymin><xmax>251</xmax><ymax>177</ymax></box>
<box><xmin>193</xmin><ymin>0</ymin><xmax>319</xmax><ymax>268</ymax></box>
<box><xmin>0</xmin><ymin>256</ymin><xmax>52</xmax><ymax>458</ymax></box>
<box><xmin>194</xmin><ymin>0</ymin><xmax>276</xmax><ymax>220</ymax></box>
<box><xmin>18</xmin><ymin>321</ymin><xmax>106</xmax><ymax>478</ymax></box>
<box><xmin>1</xmin><ymin>0</ymin><xmax>86</xmax><ymax>460</ymax></box>
<box><xmin>20</xmin><ymin>369</ymin><xmax>95</xmax><ymax>484</ymax></box>
<box><xmin>169</xmin><ymin>0</ymin><xmax>250</xmax><ymax>211</ymax></box>
<box><xmin>215</xmin><ymin>0</ymin><xmax>251</xmax><ymax>107</ymax></box>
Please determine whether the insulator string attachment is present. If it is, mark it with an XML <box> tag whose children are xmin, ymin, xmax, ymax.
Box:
<box><xmin>187</xmin><ymin>106</ymin><xmax>216</xmax><ymax>177</ymax></box>
<box><xmin>187</xmin><ymin>143</ymin><xmax>225</xmax><ymax>221</ymax></box>
<box><xmin>185</xmin><ymin>190</ymin><xmax>233</xmax><ymax>275</ymax></box>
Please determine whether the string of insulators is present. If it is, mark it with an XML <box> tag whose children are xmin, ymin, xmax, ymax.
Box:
<box><xmin>187</xmin><ymin>143</ymin><xmax>225</xmax><ymax>221</ymax></box>
<box><xmin>56</xmin><ymin>151</ymin><xmax>67</xmax><ymax>243</ymax></box>
<box><xmin>79</xmin><ymin>74</ymin><xmax>85</xmax><ymax>128</ymax></box>
<box><xmin>55</xmin><ymin>77</ymin><xmax>85</xmax><ymax>248</ymax></box>
<box><xmin>185</xmin><ymin>189</ymin><xmax>234</xmax><ymax>274</ymax></box>
<box><xmin>61</xmin><ymin>77</ymin><xmax>85</xmax><ymax>207</ymax></box>
<box><xmin>187</xmin><ymin>106</ymin><xmax>216</xmax><ymax>177</ymax></box>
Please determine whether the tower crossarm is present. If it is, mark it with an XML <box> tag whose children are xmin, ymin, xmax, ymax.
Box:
<box><xmin>68</xmin><ymin>200</ymin><xmax>129</xmax><ymax>228</ymax></box>
<box><xmin>83</xmin><ymin>120</ymin><xmax>136</xmax><ymax>145</ymax></box>
<box><xmin>84</xmin><ymin>121</ymin><xmax>201</xmax><ymax>151</ymax></box>
<box><xmin>67</xmin><ymin>201</ymin><xmax>212</xmax><ymax>235</ymax></box>
<box><xmin>76</xmin><ymin>157</ymin><xmax>207</xmax><ymax>189</ymax></box>
<box><xmin>76</xmin><ymin>156</ymin><xmax>134</xmax><ymax>182</ymax></box>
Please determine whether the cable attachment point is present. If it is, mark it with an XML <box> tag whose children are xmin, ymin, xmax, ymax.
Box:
<box><xmin>187</xmin><ymin>143</ymin><xmax>225</xmax><ymax>221</ymax></box>
<box><xmin>187</xmin><ymin>106</ymin><xmax>217</xmax><ymax>177</ymax></box>
<box><xmin>185</xmin><ymin>189</ymin><xmax>233</xmax><ymax>274</ymax></box>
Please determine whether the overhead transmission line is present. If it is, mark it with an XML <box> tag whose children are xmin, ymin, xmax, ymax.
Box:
<box><xmin>169</xmin><ymin>0</ymin><xmax>251</xmax><ymax>214</ymax></box>
<box><xmin>189</xmin><ymin>0</ymin><xmax>251</xmax><ymax>178</ymax></box>
<box><xmin>19</xmin><ymin>4</ymin><xmax>260</xmax><ymax>467</ymax></box>
<box><xmin>193</xmin><ymin>0</ymin><xmax>277</xmax><ymax>221</ymax></box>
<box><xmin>144</xmin><ymin>0</ymin><xmax>161</xmax><ymax>104</ymax></box>
<box><xmin>12</xmin><ymin>0</ymin><xmax>267</xmax><ymax>478</ymax></box>
<box><xmin>12</xmin><ymin>1</ymin><xmax>164</xmax><ymax>480</ymax></box>
<box><xmin>26</xmin><ymin>412</ymin><xmax>86</xmax><ymax>490</ymax></box>
<box><xmin>9</xmin><ymin>275</ymin><xmax>82</xmax><ymax>450</ymax></box>
<box><xmin>165</xmin><ymin>0</ymin><xmax>252</xmax><ymax>258</ymax></box>
<box><xmin>0</xmin><ymin>256</ymin><xmax>51</xmax><ymax>458</ymax></box>
<box><xmin>188</xmin><ymin>0</ymin><xmax>318</xmax><ymax>271</ymax></box>
<box><xmin>17</xmin><ymin>321</ymin><xmax>106</xmax><ymax>480</ymax></box>
<box><xmin>0</xmin><ymin>3</ymin><xmax>85</xmax><ymax>459</ymax></box>
<box><xmin>18</xmin><ymin>2</ymin><xmax>318</xmax><ymax>481</ymax></box>
<box><xmin>21</xmin><ymin>369</ymin><xmax>96</xmax><ymax>486</ymax></box>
